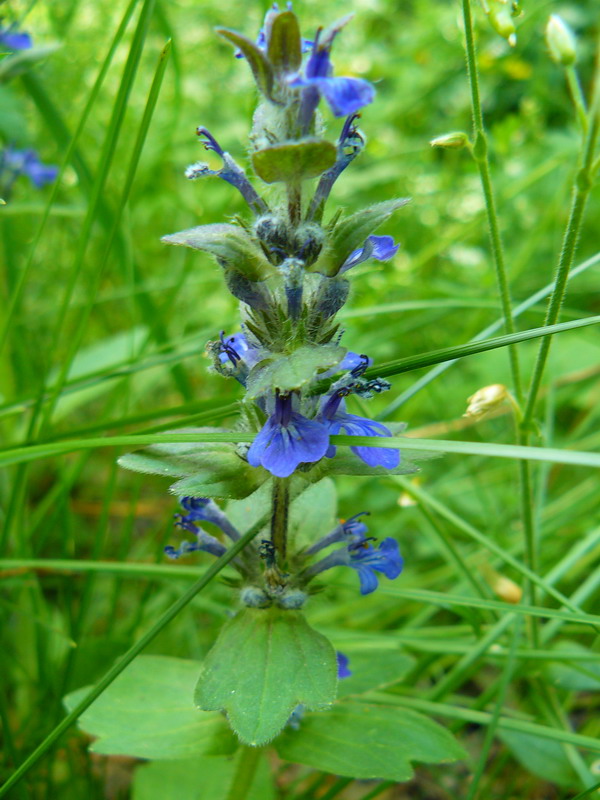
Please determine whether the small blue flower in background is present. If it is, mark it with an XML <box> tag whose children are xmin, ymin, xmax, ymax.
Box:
<box><xmin>0</xmin><ymin>27</ymin><xmax>33</xmax><ymax>50</ymax></box>
<box><xmin>339</xmin><ymin>234</ymin><xmax>400</xmax><ymax>273</ymax></box>
<box><xmin>336</xmin><ymin>651</ymin><xmax>352</xmax><ymax>679</ymax></box>
<box><xmin>248</xmin><ymin>393</ymin><xmax>330</xmax><ymax>478</ymax></box>
<box><xmin>1</xmin><ymin>148</ymin><xmax>58</xmax><ymax>189</ymax></box>
<box><xmin>319</xmin><ymin>390</ymin><xmax>400</xmax><ymax>469</ymax></box>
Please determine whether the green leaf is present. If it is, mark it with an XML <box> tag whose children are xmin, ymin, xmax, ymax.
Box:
<box><xmin>545</xmin><ymin>641</ymin><xmax>600</xmax><ymax>691</ymax></box>
<box><xmin>195</xmin><ymin>608</ymin><xmax>337</xmax><ymax>745</ymax></box>
<box><xmin>336</xmin><ymin>650</ymin><xmax>415</xmax><ymax>697</ymax></box>
<box><xmin>161</xmin><ymin>223</ymin><xmax>276</xmax><ymax>282</ymax></box>
<box><xmin>64</xmin><ymin>656</ymin><xmax>236</xmax><ymax>759</ymax></box>
<box><xmin>314</xmin><ymin>198</ymin><xmax>410</xmax><ymax>276</ymax></box>
<box><xmin>288</xmin><ymin>478</ymin><xmax>337</xmax><ymax>552</ymax></box>
<box><xmin>252</xmin><ymin>140</ymin><xmax>337</xmax><ymax>184</ymax></box>
<box><xmin>216</xmin><ymin>28</ymin><xmax>275</xmax><ymax>99</ymax></box>
<box><xmin>133</xmin><ymin>752</ymin><xmax>275</xmax><ymax>800</ymax></box>
<box><xmin>275</xmin><ymin>699</ymin><xmax>466</xmax><ymax>781</ymax></box>
<box><xmin>498</xmin><ymin>730</ymin><xmax>577</xmax><ymax>787</ymax></box>
<box><xmin>267</xmin><ymin>11</ymin><xmax>302</xmax><ymax>74</ymax></box>
<box><xmin>169</xmin><ymin>466</ymin><xmax>266</xmax><ymax>500</ymax></box>
<box><xmin>117</xmin><ymin>428</ymin><xmax>266</xmax><ymax>499</ymax></box>
<box><xmin>246</xmin><ymin>344</ymin><xmax>345</xmax><ymax>398</ymax></box>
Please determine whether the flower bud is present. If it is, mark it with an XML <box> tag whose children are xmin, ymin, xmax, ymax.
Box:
<box><xmin>482</xmin><ymin>0</ymin><xmax>517</xmax><ymax>47</ymax></box>
<box><xmin>490</xmin><ymin>573</ymin><xmax>522</xmax><ymax>604</ymax></box>
<box><xmin>277</xmin><ymin>589</ymin><xmax>308</xmax><ymax>609</ymax></box>
<box><xmin>545</xmin><ymin>15</ymin><xmax>577</xmax><ymax>66</ymax></box>
<box><xmin>430</xmin><ymin>131</ymin><xmax>470</xmax><ymax>150</ymax></box>
<box><xmin>464</xmin><ymin>384</ymin><xmax>509</xmax><ymax>418</ymax></box>
<box><xmin>240</xmin><ymin>586</ymin><xmax>271</xmax><ymax>608</ymax></box>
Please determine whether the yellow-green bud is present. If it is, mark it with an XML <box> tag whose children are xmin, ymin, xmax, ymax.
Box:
<box><xmin>481</xmin><ymin>0</ymin><xmax>517</xmax><ymax>47</ymax></box>
<box><xmin>430</xmin><ymin>131</ymin><xmax>470</xmax><ymax>150</ymax></box>
<box><xmin>545</xmin><ymin>15</ymin><xmax>577</xmax><ymax>66</ymax></box>
<box><xmin>464</xmin><ymin>384</ymin><xmax>509</xmax><ymax>418</ymax></box>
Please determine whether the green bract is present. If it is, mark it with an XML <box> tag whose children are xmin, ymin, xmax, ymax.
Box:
<box><xmin>195</xmin><ymin>608</ymin><xmax>338</xmax><ymax>745</ymax></box>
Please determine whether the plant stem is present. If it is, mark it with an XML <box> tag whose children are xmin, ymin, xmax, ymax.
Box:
<box><xmin>566</xmin><ymin>65</ymin><xmax>588</xmax><ymax>133</ymax></box>
<box><xmin>225</xmin><ymin>745</ymin><xmax>263</xmax><ymax>800</ymax></box>
<box><xmin>521</xmin><ymin>77</ymin><xmax>600</xmax><ymax>430</ymax></box>
<box><xmin>0</xmin><ymin>517</ymin><xmax>266</xmax><ymax>798</ymax></box>
<box><xmin>462</xmin><ymin>0</ymin><xmax>523</xmax><ymax>404</ymax></box>
<box><xmin>271</xmin><ymin>477</ymin><xmax>290</xmax><ymax>561</ymax></box>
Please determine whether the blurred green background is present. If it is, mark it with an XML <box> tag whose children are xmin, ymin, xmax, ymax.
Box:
<box><xmin>1</xmin><ymin>0</ymin><xmax>599</xmax><ymax>798</ymax></box>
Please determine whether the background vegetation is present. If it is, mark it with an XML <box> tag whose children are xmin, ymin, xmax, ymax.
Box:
<box><xmin>1</xmin><ymin>0</ymin><xmax>599</xmax><ymax>797</ymax></box>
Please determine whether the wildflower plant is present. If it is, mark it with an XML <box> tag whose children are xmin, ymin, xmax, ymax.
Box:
<box><xmin>115</xmin><ymin>4</ymin><xmax>462</xmax><ymax>763</ymax></box>
<box><xmin>3</xmin><ymin>0</ymin><xmax>600</xmax><ymax>797</ymax></box>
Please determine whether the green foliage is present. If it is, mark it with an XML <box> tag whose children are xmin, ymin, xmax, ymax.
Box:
<box><xmin>2</xmin><ymin>0</ymin><xmax>600</xmax><ymax>798</ymax></box>
<box><xmin>314</xmin><ymin>198</ymin><xmax>410</xmax><ymax>275</ymax></box>
<box><xmin>64</xmin><ymin>655</ymin><xmax>237</xmax><ymax>759</ymax></box>
<box><xmin>195</xmin><ymin>608</ymin><xmax>338</xmax><ymax>745</ymax></box>
<box><xmin>252</xmin><ymin>140</ymin><xmax>337</xmax><ymax>184</ymax></box>
<box><xmin>246</xmin><ymin>344</ymin><xmax>345</xmax><ymax>397</ymax></box>
<box><xmin>161</xmin><ymin>224</ymin><xmax>277</xmax><ymax>281</ymax></box>
<box><xmin>132</xmin><ymin>752</ymin><xmax>275</xmax><ymax>800</ymax></box>
<box><xmin>117</xmin><ymin>428</ymin><xmax>266</xmax><ymax>498</ymax></box>
<box><xmin>275</xmin><ymin>700</ymin><xmax>467</xmax><ymax>781</ymax></box>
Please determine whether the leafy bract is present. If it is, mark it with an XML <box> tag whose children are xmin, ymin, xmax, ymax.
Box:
<box><xmin>117</xmin><ymin>428</ymin><xmax>265</xmax><ymax>499</ymax></box>
<box><xmin>63</xmin><ymin>656</ymin><xmax>236</xmax><ymax>759</ymax></box>
<box><xmin>216</xmin><ymin>27</ymin><xmax>275</xmax><ymax>99</ymax></box>
<box><xmin>252</xmin><ymin>140</ymin><xmax>337</xmax><ymax>184</ymax></box>
<box><xmin>275</xmin><ymin>699</ymin><xmax>466</xmax><ymax>781</ymax></box>
<box><xmin>161</xmin><ymin>223</ymin><xmax>276</xmax><ymax>282</ymax></box>
<box><xmin>246</xmin><ymin>344</ymin><xmax>345</xmax><ymax>398</ymax></box>
<box><xmin>267</xmin><ymin>11</ymin><xmax>302</xmax><ymax>74</ymax></box>
<box><xmin>195</xmin><ymin>608</ymin><xmax>337</xmax><ymax>745</ymax></box>
<box><xmin>314</xmin><ymin>198</ymin><xmax>410</xmax><ymax>276</ymax></box>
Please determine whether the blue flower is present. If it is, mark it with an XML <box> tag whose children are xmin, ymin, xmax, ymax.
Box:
<box><xmin>165</xmin><ymin>527</ymin><xmax>227</xmax><ymax>560</ymax></box>
<box><xmin>291</xmin><ymin>28</ymin><xmax>375</xmax><ymax>128</ymax></box>
<box><xmin>1</xmin><ymin>148</ymin><xmax>58</xmax><ymax>189</ymax></box>
<box><xmin>0</xmin><ymin>28</ymin><xmax>33</xmax><ymax>50</ymax></box>
<box><xmin>305</xmin><ymin>511</ymin><xmax>371</xmax><ymax>556</ymax></box>
<box><xmin>348</xmin><ymin>537</ymin><xmax>404</xmax><ymax>594</ymax></box>
<box><xmin>336</xmin><ymin>651</ymin><xmax>352</xmax><ymax>679</ymax></box>
<box><xmin>303</xmin><ymin>535</ymin><xmax>403</xmax><ymax>595</ymax></box>
<box><xmin>247</xmin><ymin>393</ymin><xmax>330</xmax><ymax>478</ymax></box>
<box><xmin>319</xmin><ymin>391</ymin><xmax>400</xmax><ymax>469</ymax></box>
<box><xmin>217</xmin><ymin>330</ymin><xmax>261</xmax><ymax>386</ymax></box>
<box><xmin>339</xmin><ymin>235</ymin><xmax>400</xmax><ymax>273</ymax></box>
<box><xmin>175</xmin><ymin>496</ymin><xmax>241</xmax><ymax>541</ymax></box>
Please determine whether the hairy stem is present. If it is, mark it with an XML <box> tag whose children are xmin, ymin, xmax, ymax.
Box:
<box><xmin>462</xmin><ymin>0</ymin><xmax>523</xmax><ymax>404</ymax></box>
<box><xmin>270</xmin><ymin>477</ymin><xmax>290</xmax><ymax>562</ymax></box>
<box><xmin>225</xmin><ymin>746</ymin><xmax>263</xmax><ymax>800</ymax></box>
